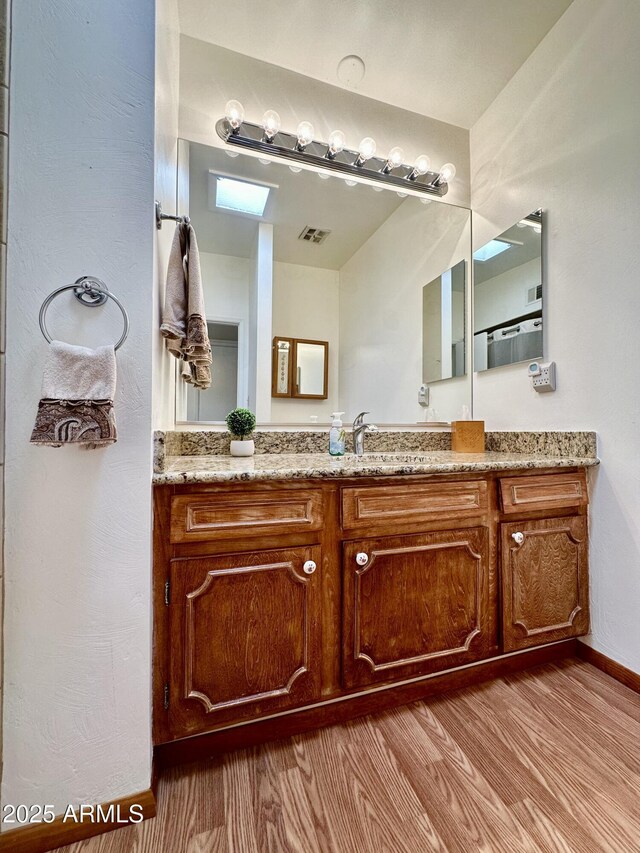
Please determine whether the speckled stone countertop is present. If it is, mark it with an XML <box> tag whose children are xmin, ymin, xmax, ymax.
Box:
<box><xmin>153</xmin><ymin>450</ymin><xmax>599</xmax><ymax>485</ymax></box>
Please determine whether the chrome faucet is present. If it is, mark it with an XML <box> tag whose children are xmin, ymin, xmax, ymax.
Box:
<box><xmin>352</xmin><ymin>411</ymin><xmax>378</xmax><ymax>456</ymax></box>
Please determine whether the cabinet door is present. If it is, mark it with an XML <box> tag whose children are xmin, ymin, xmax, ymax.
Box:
<box><xmin>343</xmin><ymin>528</ymin><xmax>494</xmax><ymax>688</ymax></box>
<box><xmin>501</xmin><ymin>516</ymin><xmax>589</xmax><ymax>652</ymax></box>
<box><xmin>168</xmin><ymin>546</ymin><xmax>321</xmax><ymax>738</ymax></box>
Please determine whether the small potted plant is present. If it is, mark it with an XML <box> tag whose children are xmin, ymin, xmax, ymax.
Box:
<box><xmin>226</xmin><ymin>407</ymin><xmax>257</xmax><ymax>457</ymax></box>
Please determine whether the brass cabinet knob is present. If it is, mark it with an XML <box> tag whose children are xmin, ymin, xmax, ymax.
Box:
<box><xmin>303</xmin><ymin>560</ymin><xmax>317</xmax><ymax>575</ymax></box>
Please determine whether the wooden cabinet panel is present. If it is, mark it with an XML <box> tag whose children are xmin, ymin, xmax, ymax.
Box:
<box><xmin>168</xmin><ymin>546</ymin><xmax>322</xmax><ymax>737</ymax></box>
<box><xmin>170</xmin><ymin>490</ymin><xmax>323</xmax><ymax>543</ymax></box>
<box><xmin>342</xmin><ymin>528</ymin><xmax>494</xmax><ymax>687</ymax></box>
<box><xmin>501</xmin><ymin>516</ymin><xmax>589</xmax><ymax>651</ymax></box>
<box><xmin>500</xmin><ymin>472</ymin><xmax>587</xmax><ymax>515</ymax></box>
<box><xmin>342</xmin><ymin>481</ymin><xmax>488</xmax><ymax>531</ymax></box>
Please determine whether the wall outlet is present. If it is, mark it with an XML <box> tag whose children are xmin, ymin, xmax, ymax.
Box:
<box><xmin>531</xmin><ymin>361</ymin><xmax>556</xmax><ymax>393</ymax></box>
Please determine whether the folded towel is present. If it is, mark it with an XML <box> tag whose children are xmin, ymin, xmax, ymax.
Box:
<box><xmin>160</xmin><ymin>222</ymin><xmax>212</xmax><ymax>390</ymax></box>
<box><xmin>30</xmin><ymin>341</ymin><xmax>117</xmax><ymax>449</ymax></box>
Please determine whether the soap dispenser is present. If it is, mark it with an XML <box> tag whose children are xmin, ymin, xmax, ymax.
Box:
<box><xmin>329</xmin><ymin>412</ymin><xmax>346</xmax><ymax>457</ymax></box>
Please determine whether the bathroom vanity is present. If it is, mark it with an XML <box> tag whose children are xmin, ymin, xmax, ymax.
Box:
<box><xmin>152</xmin><ymin>443</ymin><xmax>596</xmax><ymax>761</ymax></box>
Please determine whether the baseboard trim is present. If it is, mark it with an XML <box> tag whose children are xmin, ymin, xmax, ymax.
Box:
<box><xmin>0</xmin><ymin>787</ymin><xmax>156</xmax><ymax>853</ymax></box>
<box><xmin>155</xmin><ymin>639</ymin><xmax>578</xmax><ymax>767</ymax></box>
<box><xmin>577</xmin><ymin>642</ymin><xmax>640</xmax><ymax>693</ymax></box>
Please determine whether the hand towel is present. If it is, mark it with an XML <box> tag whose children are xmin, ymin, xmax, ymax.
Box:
<box><xmin>30</xmin><ymin>341</ymin><xmax>117</xmax><ymax>448</ymax></box>
<box><xmin>160</xmin><ymin>222</ymin><xmax>212</xmax><ymax>390</ymax></box>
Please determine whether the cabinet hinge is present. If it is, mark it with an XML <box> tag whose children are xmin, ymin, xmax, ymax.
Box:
<box><xmin>164</xmin><ymin>580</ymin><xmax>170</xmax><ymax>606</ymax></box>
<box><xmin>164</xmin><ymin>683</ymin><xmax>169</xmax><ymax>710</ymax></box>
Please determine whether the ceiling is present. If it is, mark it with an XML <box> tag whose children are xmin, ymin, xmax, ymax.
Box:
<box><xmin>189</xmin><ymin>141</ymin><xmax>411</xmax><ymax>269</ymax></box>
<box><xmin>178</xmin><ymin>0</ymin><xmax>574</xmax><ymax>129</ymax></box>
<box><xmin>474</xmin><ymin>217</ymin><xmax>541</xmax><ymax>285</ymax></box>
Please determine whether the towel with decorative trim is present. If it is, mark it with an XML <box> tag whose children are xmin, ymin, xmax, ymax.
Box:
<box><xmin>160</xmin><ymin>221</ymin><xmax>212</xmax><ymax>390</ymax></box>
<box><xmin>30</xmin><ymin>340</ymin><xmax>117</xmax><ymax>448</ymax></box>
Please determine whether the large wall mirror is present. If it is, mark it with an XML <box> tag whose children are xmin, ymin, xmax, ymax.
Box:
<box><xmin>473</xmin><ymin>210</ymin><xmax>543</xmax><ymax>371</ymax></box>
<box><xmin>175</xmin><ymin>139</ymin><xmax>472</xmax><ymax>425</ymax></box>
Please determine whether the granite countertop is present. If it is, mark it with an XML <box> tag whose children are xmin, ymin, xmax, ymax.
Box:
<box><xmin>153</xmin><ymin>450</ymin><xmax>599</xmax><ymax>485</ymax></box>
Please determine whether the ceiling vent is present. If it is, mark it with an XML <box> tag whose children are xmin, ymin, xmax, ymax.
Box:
<box><xmin>298</xmin><ymin>226</ymin><xmax>331</xmax><ymax>245</ymax></box>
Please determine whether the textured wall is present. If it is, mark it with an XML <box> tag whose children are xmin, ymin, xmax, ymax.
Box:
<box><xmin>0</xmin><ymin>0</ymin><xmax>9</xmax><ymax>801</ymax></box>
<box><xmin>471</xmin><ymin>0</ymin><xmax>640</xmax><ymax>671</ymax></box>
<box><xmin>2</xmin><ymin>0</ymin><xmax>155</xmax><ymax>819</ymax></box>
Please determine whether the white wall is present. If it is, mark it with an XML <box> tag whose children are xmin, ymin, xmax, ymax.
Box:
<box><xmin>200</xmin><ymin>252</ymin><xmax>251</xmax><ymax>326</ymax></box>
<box><xmin>470</xmin><ymin>0</ymin><xmax>640</xmax><ymax>671</ymax></box>
<box><xmin>474</xmin><ymin>257</ymin><xmax>541</xmax><ymax>332</ymax></box>
<box><xmin>154</xmin><ymin>0</ymin><xmax>180</xmax><ymax>430</ymax></box>
<box><xmin>272</xmin><ymin>261</ymin><xmax>340</xmax><ymax>423</ymax></box>
<box><xmin>3</xmin><ymin>0</ymin><xmax>155</xmax><ymax>820</ymax></box>
<box><xmin>339</xmin><ymin>199</ymin><xmax>471</xmax><ymax>424</ymax></box>
<box><xmin>178</xmin><ymin>37</ymin><xmax>470</xmax><ymax>209</ymax></box>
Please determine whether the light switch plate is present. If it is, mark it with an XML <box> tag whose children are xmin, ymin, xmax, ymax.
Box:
<box><xmin>531</xmin><ymin>361</ymin><xmax>556</xmax><ymax>392</ymax></box>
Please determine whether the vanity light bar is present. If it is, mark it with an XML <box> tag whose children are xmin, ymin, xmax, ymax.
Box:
<box><xmin>216</xmin><ymin>102</ymin><xmax>456</xmax><ymax>197</ymax></box>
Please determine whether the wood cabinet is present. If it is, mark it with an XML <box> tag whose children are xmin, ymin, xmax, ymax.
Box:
<box><xmin>167</xmin><ymin>545</ymin><xmax>322</xmax><ymax>738</ymax></box>
<box><xmin>342</xmin><ymin>527</ymin><xmax>494</xmax><ymax>687</ymax></box>
<box><xmin>153</xmin><ymin>466</ymin><xmax>591</xmax><ymax>749</ymax></box>
<box><xmin>501</xmin><ymin>516</ymin><xmax>589</xmax><ymax>651</ymax></box>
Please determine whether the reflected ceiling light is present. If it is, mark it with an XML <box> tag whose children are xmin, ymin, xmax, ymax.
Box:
<box><xmin>355</xmin><ymin>137</ymin><xmax>376</xmax><ymax>167</ymax></box>
<box><xmin>258</xmin><ymin>158</ymin><xmax>271</xmax><ymax>165</ymax></box>
<box><xmin>326</xmin><ymin>130</ymin><xmax>346</xmax><ymax>159</ymax></box>
<box><xmin>434</xmin><ymin>163</ymin><xmax>456</xmax><ymax>187</ymax></box>
<box><xmin>473</xmin><ymin>239</ymin><xmax>511</xmax><ymax>262</ymax></box>
<box><xmin>289</xmin><ymin>165</ymin><xmax>302</xmax><ymax>173</ymax></box>
<box><xmin>408</xmin><ymin>154</ymin><xmax>431</xmax><ymax>181</ymax></box>
<box><xmin>296</xmin><ymin>121</ymin><xmax>314</xmax><ymax>151</ymax></box>
<box><xmin>382</xmin><ymin>146</ymin><xmax>404</xmax><ymax>174</ymax></box>
<box><xmin>215</xmin><ymin>176</ymin><xmax>271</xmax><ymax>217</ymax></box>
<box><xmin>344</xmin><ymin>179</ymin><xmax>357</xmax><ymax>186</ymax></box>
<box><xmin>317</xmin><ymin>172</ymin><xmax>330</xmax><ymax>180</ymax></box>
<box><xmin>261</xmin><ymin>109</ymin><xmax>281</xmax><ymax>142</ymax></box>
<box><xmin>224</xmin><ymin>100</ymin><xmax>244</xmax><ymax>133</ymax></box>
<box><xmin>517</xmin><ymin>217</ymin><xmax>541</xmax><ymax>233</ymax></box>
<box><xmin>216</xmin><ymin>105</ymin><xmax>455</xmax><ymax>197</ymax></box>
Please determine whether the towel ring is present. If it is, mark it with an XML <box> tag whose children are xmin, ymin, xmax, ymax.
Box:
<box><xmin>39</xmin><ymin>277</ymin><xmax>130</xmax><ymax>351</ymax></box>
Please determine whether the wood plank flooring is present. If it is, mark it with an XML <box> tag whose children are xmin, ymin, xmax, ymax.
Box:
<box><xmin>54</xmin><ymin>659</ymin><xmax>640</xmax><ymax>853</ymax></box>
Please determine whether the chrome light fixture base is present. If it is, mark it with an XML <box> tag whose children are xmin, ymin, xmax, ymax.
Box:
<box><xmin>215</xmin><ymin>119</ymin><xmax>449</xmax><ymax>197</ymax></box>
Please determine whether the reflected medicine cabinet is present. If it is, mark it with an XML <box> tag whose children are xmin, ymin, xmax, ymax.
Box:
<box><xmin>272</xmin><ymin>336</ymin><xmax>329</xmax><ymax>400</ymax></box>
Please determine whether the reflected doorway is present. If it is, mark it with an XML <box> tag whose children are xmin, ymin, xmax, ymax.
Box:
<box><xmin>185</xmin><ymin>320</ymin><xmax>244</xmax><ymax>421</ymax></box>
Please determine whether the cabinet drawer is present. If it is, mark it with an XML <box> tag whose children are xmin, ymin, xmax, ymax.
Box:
<box><xmin>170</xmin><ymin>490</ymin><xmax>324</xmax><ymax>543</ymax></box>
<box><xmin>342</xmin><ymin>480</ymin><xmax>488</xmax><ymax>530</ymax></box>
<box><xmin>500</xmin><ymin>472</ymin><xmax>588</xmax><ymax>515</ymax></box>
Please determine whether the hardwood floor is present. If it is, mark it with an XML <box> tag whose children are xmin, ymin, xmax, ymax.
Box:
<box><xmin>54</xmin><ymin>659</ymin><xmax>640</xmax><ymax>853</ymax></box>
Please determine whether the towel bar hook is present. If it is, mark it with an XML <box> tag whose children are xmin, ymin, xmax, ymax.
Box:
<box><xmin>39</xmin><ymin>277</ymin><xmax>130</xmax><ymax>351</ymax></box>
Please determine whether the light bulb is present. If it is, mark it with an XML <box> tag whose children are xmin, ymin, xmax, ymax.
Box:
<box><xmin>437</xmin><ymin>163</ymin><xmax>456</xmax><ymax>184</ymax></box>
<box><xmin>261</xmin><ymin>109</ymin><xmax>281</xmax><ymax>141</ymax></box>
<box><xmin>383</xmin><ymin>146</ymin><xmax>405</xmax><ymax>173</ymax></box>
<box><xmin>355</xmin><ymin>137</ymin><xmax>376</xmax><ymax>166</ymax></box>
<box><xmin>327</xmin><ymin>130</ymin><xmax>346</xmax><ymax>158</ymax></box>
<box><xmin>224</xmin><ymin>99</ymin><xmax>244</xmax><ymax>131</ymax></box>
<box><xmin>296</xmin><ymin>121</ymin><xmax>314</xmax><ymax>150</ymax></box>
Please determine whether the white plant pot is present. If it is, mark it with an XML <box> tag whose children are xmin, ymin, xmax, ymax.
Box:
<box><xmin>230</xmin><ymin>439</ymin><xmax>255</xmax><ymax>457</ymax></box>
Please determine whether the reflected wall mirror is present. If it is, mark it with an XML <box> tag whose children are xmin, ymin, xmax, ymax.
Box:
<box><xmin>272</xmin><ymin>336</ymin><xmax>328</xmax><ymax>399</ymax></box>
<box><xmin>423</xmin><ymin>260</ymin><xmax>466</xmax><ymax>384</ymax></box>
<box><xmin>175</xmin><ymin>139</ymin><xmax>472</xmax><ymax>426</ymax></box>
<box><xmin>473</xmin><ymin>210</ymin><xmax>543</xmax><ymax>372</ymax></box>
